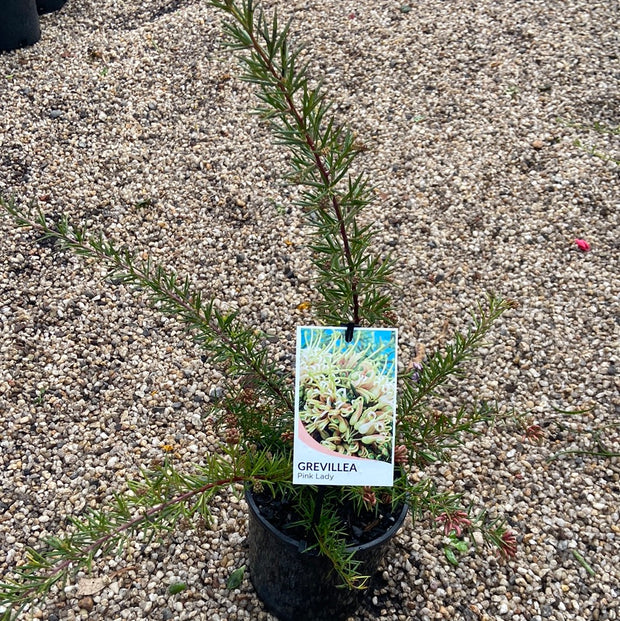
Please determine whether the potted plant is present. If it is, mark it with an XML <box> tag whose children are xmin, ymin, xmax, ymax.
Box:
<box><xmin>0</xmin><ymin>0</ymin><xmax>40</xmax><ymax>52</ymax></box>
<box><xmin>0</xmin><ymin>1</ymin><xmax>530</xmax><ymax>619</ymax></box>
<box><xmin>36</xmin><ymin>0</ymin><xmax>68</xmax><ymax>15</ymax></box>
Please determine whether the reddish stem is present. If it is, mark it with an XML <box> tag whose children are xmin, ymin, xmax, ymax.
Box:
<box><xmin>243</xmin><ymin>12</ymin><xmax>361</xmax><ymax>324</ymax></box>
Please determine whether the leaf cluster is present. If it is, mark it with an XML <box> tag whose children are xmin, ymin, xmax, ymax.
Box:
<box><xmin>0</xmin><ymin>447</ymin><xmax>290</xmax><ymax>618</ymax></box>
<box><xmin>397</xmin><ymin>295</ymin><xmax>515</xmax><ymax>466</ymax></box>
<box><xmin>215</xmin><ymin>0</ymin><xmax>395</xmax><ymax>326</ymax></box>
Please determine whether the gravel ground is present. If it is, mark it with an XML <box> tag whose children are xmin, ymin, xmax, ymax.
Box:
<box><xmin>0</xmin><ymin>0</ymin><xmax>618</xmax><ymax>620</ymax></box>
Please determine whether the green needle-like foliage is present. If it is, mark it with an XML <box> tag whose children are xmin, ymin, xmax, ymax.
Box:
<box><xmin>3</xmin><ymin>199</ymin><xmax>294</xmax><ymax>431</ymax></box>
<box><xmin>0</xmin><ymin>446</ymin><xmax>291</xmax><ymax>619</ymax></box>
<box><xmin>212</xmin><ymin>0</ymin><xmax>395</xmax><ymax>327</ymax></box>
<box><xmin>397</xmin><ymin>295</ymin><xmax>516</xmax><ymax>466</ymax></box>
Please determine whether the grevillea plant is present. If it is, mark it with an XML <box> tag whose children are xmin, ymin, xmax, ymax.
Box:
<box><xmin>0</xmin><ymin>1</ymin><xmax>533</xmax><ymax>617</ymax></box>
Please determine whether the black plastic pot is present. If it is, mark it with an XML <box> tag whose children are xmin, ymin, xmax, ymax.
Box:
<box><xmin>0</xmin><ymin>0</ymin><xmax>41</xmax><ymax>52</ymax></box>
<box><xmin>246</xmin><ymin>490</ymin><xmax>408</xmax><ymax>621</ymax></box>
<box><xmin>36</xmin><ymin>0</ymin><xmax>68</xmax><ymax>14</ymax></box>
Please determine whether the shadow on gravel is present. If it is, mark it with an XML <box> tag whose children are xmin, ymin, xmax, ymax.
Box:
<box><xmin>120</xmin><ymin>0</ymin><xmax>196</xmax><ymax>30</ymax></box>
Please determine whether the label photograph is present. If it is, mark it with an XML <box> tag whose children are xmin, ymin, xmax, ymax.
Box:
<box><xmin>293</xmin><ymin>326</ymin><xmax>398</xmax><ymax>486</ymax></box>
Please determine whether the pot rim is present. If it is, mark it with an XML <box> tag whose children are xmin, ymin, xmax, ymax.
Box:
<box><xmin>245</xmin><ymin>488</ymin><xmax>408</xmax><ymax>554</ymax></box>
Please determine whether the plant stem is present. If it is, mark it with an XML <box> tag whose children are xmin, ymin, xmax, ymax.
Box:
<box><xmin>310</xmin><ymin>486</ymin><xmax>327</xmax><ymax>532</ymax></box>
<box><xmin>223</xmin><ymin>0</ymin><xmax>361</xmax><ymax>324</ymax></box>
<box><xmin>5</xmin><ymin>204</ymin><xmax>294</xmax><ymax>415</ymax></box>
<box><xmin>21</xmin><ymin>477</ymin><xmax>245</xmax><ymax>602</ymax></box>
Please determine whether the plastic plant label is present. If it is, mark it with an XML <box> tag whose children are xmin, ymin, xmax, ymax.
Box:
<box><xmin>293</xmin><ymin>326</ymin><xmax>398</xmax><ymax>486</ymax></box>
